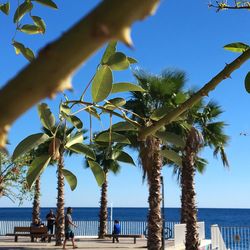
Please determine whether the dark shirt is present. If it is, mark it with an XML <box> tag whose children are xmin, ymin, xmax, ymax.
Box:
<box><xmin>46</xmin><ymin>213</ymin><xmax>56</xmax><ymax>227</ymax></box>
<box><xmin>113</xmin><ymin>223</ymin><xmax>121</xmax><ymax>234</ymax></box>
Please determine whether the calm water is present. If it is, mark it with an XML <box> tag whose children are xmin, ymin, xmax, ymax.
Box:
<box><xmin>1</xmin><ymin>207</ymin><xmax>250</xmax><ymax>238</ymax></box>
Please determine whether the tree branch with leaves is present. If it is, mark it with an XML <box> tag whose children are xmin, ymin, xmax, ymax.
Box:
<box><xmin>0</xmin><ymin>0</ymin><xmax>159</xmax><ymax>148</ymax></box>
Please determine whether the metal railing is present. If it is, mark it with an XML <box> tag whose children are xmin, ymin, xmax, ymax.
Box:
<box><xmin>0</xmin><ymin>220</ymin><xmax>178</xmax><ymax>237</ymax></box>
<box><xmin>220</xmin><ymin>226</ymin><xmax>250</xmax><ymax>250</ymax></box>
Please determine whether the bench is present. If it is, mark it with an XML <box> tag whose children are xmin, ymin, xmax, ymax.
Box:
<box><xmin>105</xmin><ymin>234</ymin><xmax>144</xmax><ymax>244</ymax></box>
<box><xmin>6</xmin><ymin>226</ymin><xmax>54</xmax><ymax>242</ymax></box>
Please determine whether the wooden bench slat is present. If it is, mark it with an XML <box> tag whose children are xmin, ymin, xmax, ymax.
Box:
<box><xmin>6</xmin><ymin>226</ymin><xmax>54</xmax><ymax>242</ymax></box>
<box><xmin>105</xmin><ymin>234</ymin><xmax>143</xmax><ymax>238</ymax></box>
<box><xmin>104</xmin><ymin>234</ymin><xmax>143</xmax><ymax>244</ymax></box>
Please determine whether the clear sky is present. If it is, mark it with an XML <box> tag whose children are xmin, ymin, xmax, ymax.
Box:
<box><xmin>0</xmin><ymin>0</ymin><xmax>250</xmax><ymax>208</ymax></box>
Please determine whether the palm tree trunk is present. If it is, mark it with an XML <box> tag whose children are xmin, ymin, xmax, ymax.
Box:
<box><xmin>141</xmin><ymin>136</ymin><xmax>163</xmax><ymax>250</ymax></box>
<box><xmin>98</xmin><ymin>171</ymin><xmax>108</xmax><ymax>238</ymax></box>
<box><xmin>180</xmin><ymin>167</ymin><xmax>187</xmax><ymax>224</ymax></box>
<box><xmin>55</xmin><ymin>154</ymin><xmax>65</xmax><ymax>246</ymax></box>
<box><xmin>182</xmin><ymin>129</ymin><xmax>200</xmax><ymax>250</ymax></box>
<box><xmin>32</xmin><ymin>177</ymin><xmax>40</xmax><ymax>223</ymax></box>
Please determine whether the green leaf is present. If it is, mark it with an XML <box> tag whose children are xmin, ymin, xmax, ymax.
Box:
<box><xmin>14</xmin><ymin>1</ymin><xmax>33</xmax><ymax>23</ymax></box>
<box><xmin>112</xmin><ymin>151</ymin><xmax>135</xmax><ymax>165</ymax></box>
<box><xmin>62</xmin><ymin>169</ymin><xmax>77</xmax><ymax>191</ymax></box>
<box><xmin>150</xmin><ymin>106</ymin><xmax>169</xmax><ymax>121</ymax></box>
<box><xmin>26</xmin><ymin>155</ymin><xmax>51</xmax><ymax>188</ymax></box>
<box><xmin>106</xmin><ymin>52</ymin><xmax>129</xmax><ymax>70</ymax></box>
<box><xmin>12</xmin><ymin>41</ymin><xmax>35</xmax><ymax>61</ymax></box>
<box><xmin>12</xmin><ymin>41</ymin><xmax>25</xmax><ymax>55</ymax></box>
<box><xmin>92</xmin><ymin>65</ymin><xmax>113</xmax><ymax>103</ymax></box>
<box><xmin>156</xmin><ymin>131</ymin><xmax>185</xmax><ymax>148</ymax></box>
<box><xmin>33</xmin><ymin>0</ymin><xmax>57</xmax><ymax>9</ymax></box>
<box><xmin>31</xmin><ymin>16</ymin><xmax>46</xmax><ymax>33</ymax></box>
<box><xmin>112</xmin><ymin>121</ymin><xmax>138</xmax><ymax>131</ymax></box>
<box><xmin>37</xmin><ymin>103</ymin><xmax>56</xmax><ymax>131</ymax></box>
<box><xmin>174</xmin><ymin>92</ymin><xmax>188</xmax><ymax>104</ymax></box>
<box><xmin>12</xmin><ymin>133</ymin><xmax>49</xmax><ymax>161</ymax></box>
<box><xmin>85</xmin><ymin>107</ymin><xmax>100</xmax><ymax>120</ymax></box>
<box><xmin>87</xmin><ymin>160</ymin><xmax>105</xmax><ymax>186</ymax></box>
<box><xmin>65</xmin><ymin>115</ymin><xmax>83</xmax><ymax>130</ymax></box>
<box><xmin>22</xmin><ymin>47</ymin><xmax>35</xmax><ymax>61</ymax></box>
<box><xmin>19</xmin><ymin>24</ymin><xmax>42</xmax><ymax>34</ymax></box>
<box><xmin>127</xmin><ymin>57</ymin><xmax>138</xmax><ymax>64</ymax></box>
<box><xmin>65</xmin><ymin>132</ymin><xmax>83</xmax><ymax>148</ymax></box>
<box><xmin>223</xmin><ymin>42</ymin><xmax>249</xmax><ymax>53</ymax></box>
<box><xmin>0</xmin><ymin>2</ymin><xmax>10</xmax><ymax>15</ymax></box>
<box><xmin>95</xmin><ymin>131</ymin><xmax>131</xmax><ymax>144</ymax></box>
<box><xmin>111</xmin><ymin>82</ymin><xmax>145</xmax><ymax>93</ymax></box>
<box><xmin>101</xmin><ymin>41</ymin><xmax>117</xmax><ymax>64</ymax></box>
<box><xmin>104</xmin><ymin>98</ymin><xmax>126</xmax><ymax>110</ymax></box>
<box><xmin>68</xmin><ymin>143</ymin><xmax>96</xmax><ymax>160</ymax></box>
<box><xmin>245</xmin><ymin>72</ymin><xmax>250</xmax><ymax>93</ymax></box>
<box><xmin>161</xmin><ymin>149</ymin><xmax>182</xmax><ymax>166</ymax></box>
<box><xmin>60</xmin><ymin>103</ymin><xmax>71</xmax><ymax>115</ymax></box>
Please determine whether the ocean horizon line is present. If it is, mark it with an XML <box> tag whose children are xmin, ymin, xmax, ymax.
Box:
<box><xmin>0</xmin><ymin>206</ymin><xmax>250</xmax><ymax>209</ymax></box>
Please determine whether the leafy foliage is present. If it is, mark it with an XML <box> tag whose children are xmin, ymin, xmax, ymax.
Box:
<box><xmin>37</xmin><ymin>103</ymin><xmax>56</xmax><ymax>131</ymax></box>
<box><xmin>0</xmin><ymin>152</ymin><xmax>34</xmax><ymax>204</ymax></box>
<box><xmin>245</xmin><ymin>72</ymin><xmax>250</xmax><ymax>93</ymax></box>
<box><xmin>26</xmin><ymin>155</ymin><xmax>51</xmax><ymax>188</ymax></box>
<box><xmin>1</xmin><ymin>0</ymin><xmax>58</xmax><ymax>60</ymax></box>
<box><xmin>87</xmin><ymin>160</ymin><xmax>105</xmax><ymax>186</ymax></box>
<box><xmin>12</xmin><ymin>41</ymin><xmax>35</xmax><ymax>61</ymax></box>
<box><xmin>111</xmin><ymin>82</ymin><xmax>145</xmax><ymax>93</ymax></box>
<box><xmin>13</xmin><ymin>1</ymin><xmax>33</xmax><ymax>23</ymax></box>
<box><xmin>12</xmin><ymin>133</ymin><xmax>49</xmax><ymax>161</ymax></box>
<box><xmin>91</xmin><ymin>65</ymin><xmax>113</xmax><ymax>103</ymax></box>
<box><xmin>224</xmin><ymin>42</ymin><xmax>249</xmax><ymax>53</ymax></box>
<box><xmin>62</xmin><ymin>169</ymin><xmax>77</xmax><ymax>191</ymax></box>
<box><xmin>106</xmin><ymin>52</ymin><xmax>130</xmax><ymax>70</ymax></box>
<box><xmin>34</xmin><ymin>0</ymin><xmax>58</xmax><ymax>9</ymax></box>
<box><xmin>0</xmin><ymin>2</ymin><xmax>10</xmax><ymax>15</ymax></box>
<box><xmin>95</xmin><ymin>131</ymin><xmax>131</xmax><ymax>144</ymax></box>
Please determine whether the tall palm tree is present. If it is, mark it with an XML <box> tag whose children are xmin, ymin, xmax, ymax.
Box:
<box><xmin>86</xmin><ymin>142</ymin><xmax>135</xmax><ymax>238</ymax></box>
<box><xmin>180</xmin><ymin>101</ymin><xmax>229</xmax><ymax>250</ymax></box>
<box><xmin>13</xmin><ymin>103</ymin><xmax>96</xmax><ymax>246</ymax></box>
<box><xmin>40</xmin><ymin>124</ymin><xmax>81</xmax><ymax>246</ymax></box>
<box><xmin>125</xmin><ymin>69</ymin><xmax>187</xmax><ymax>250</ymax></box>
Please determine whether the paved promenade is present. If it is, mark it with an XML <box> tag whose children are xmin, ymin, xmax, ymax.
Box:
<box><xmin>0</xmin><ymin>236</ymin><xmax>175</xmax><ymax>250</ymax></box>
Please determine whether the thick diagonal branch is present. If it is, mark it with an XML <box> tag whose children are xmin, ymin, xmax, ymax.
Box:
<box><xmin>138</xmin><ymin>49</ymin><xmax>250</xmax><ymax>140</ymax></box>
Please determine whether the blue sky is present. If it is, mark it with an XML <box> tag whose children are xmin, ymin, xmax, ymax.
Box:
<box><xmin>0</xmin><ymin>0</ymin><xmax>250</xmax><ymax>208</ymax></box>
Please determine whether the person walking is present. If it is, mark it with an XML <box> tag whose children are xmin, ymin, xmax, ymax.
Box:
<box><xmin>63</xmin><ymin>207</ymin><xmax>78</xmax><ymax>249</ymax></box>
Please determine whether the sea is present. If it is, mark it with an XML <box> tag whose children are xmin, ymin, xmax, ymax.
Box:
<box><xmin>0</xmin><ymin>207</ymin><xmax>249</xmax><ymax>238</ymax></box>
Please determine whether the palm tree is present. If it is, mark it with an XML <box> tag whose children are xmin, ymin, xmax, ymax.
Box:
<box><xmin>125</xmin><ymin>69</ymin><xmax>187</xmax><ymax>250</ymax></box>
<box><xmin>180</xmin><ymin>101</ymin><xmax>229</xmax><ymax>250</ymax></box>
<box><xmin>38</xmin><ymin>124</ymin><xmax>85</xmax><ymax>246</ymax></box>
<box><xmin>13</xmin><ymin>103</ymin><xmax>98</xmax><ymax>246</ymax></box>
<box><xmin>86</xmin><ymin>142</ymin><xmax>135</xmax><ymax>238</ymax></box>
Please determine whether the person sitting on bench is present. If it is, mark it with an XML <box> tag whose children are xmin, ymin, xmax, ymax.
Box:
<box><xmin>112</xmin><ymin>220</ymin><xmax>121</xmax><ymax>243</ymax></box>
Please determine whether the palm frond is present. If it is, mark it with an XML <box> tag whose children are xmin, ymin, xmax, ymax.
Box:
<box><xmin>195</xmin><ymin>157</ymin><xmax>208</xmax><ymax>174</ymax></box>
<box><xmin>213</xmin><ymin>145</ymin><xmax>229</xmax><ymax>168</ymax></box>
